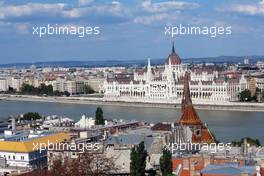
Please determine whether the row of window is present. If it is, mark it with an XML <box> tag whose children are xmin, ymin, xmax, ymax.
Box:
<box><xmin>0</xmin><ymin>155</ymin><xmax>25</xmax><ymax>160</ymax></box>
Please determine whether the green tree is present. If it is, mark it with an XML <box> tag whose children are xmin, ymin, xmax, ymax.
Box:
<box><xmin>23</xmin><ymin>112</ymin><xmax>42</xmax><ymax>121</ymax></box>
<box><xmin>130</xmin><ymin>141</ymin><xmax>148</xmax><ymax>176</ymax></box>
<box><xmin>239</xmin><ymin>89</ymin><xmax>252</xmax><ymax>102</ymax></box>
<box><xmin>95</xmin><ymin>107</ymin><xmax>104</xmax><ymax>125</ymax></box>
<box><xmin>21</xmin><ymin>83</ymin><xmax>36</xmax><ymax>94</ymax></box>
<box><xmin>20</xmin><ymin>83</ymin><xmax>54</xmax><ymax>95</ymax></box>
<box><xmin>160</xmin><ymin>148</ymin><xmax>173</xmax><ymax>176</ymax></box>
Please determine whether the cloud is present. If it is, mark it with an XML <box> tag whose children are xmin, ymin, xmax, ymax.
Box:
<box><xmin>79</xmin><ymin>0</ymin><xmax>94</xmax><ymax>6</ymax></box>
<box><xmin>0</xmin><ymin>1</ymin><xmax>131</xmax><ymax>25</ymax></box>
<box><xmin>0</xmin><ymin>3</ymin><xmax>66</xmax><ymax>19</ymax></box>
<box><xmin>0</xmin><ymin>3</ymin><xmax>66</xmax><ymax>20</ymax></box>
<box><xmin>134</xmin><ymin>12</ymin><xmax>179</xmax><ymax>25</ymax></box>
<box><xmin>218</xmin><ymin>1</ymin><xmax>264</xmax><ymax>16</ymax></box>
<box><xmin>141</xmin><ymin>0</ymin><xmax>199</xmax><ymax>13</ymax></box>
<box><xmin>0</xmin><ymin>1</ymin><xmax>129</xmax><ymax>19</ymax></box>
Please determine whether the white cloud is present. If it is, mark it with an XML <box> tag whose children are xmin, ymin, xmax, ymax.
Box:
<box><xmin>134</xmin><ymin>13</ymin><xmax>170</xmax><ymax>24</ymax></box>
<box><xmin>0</xmin><ymin>3</ymin><xmax>66</xmax><ymax>19</ymax></box>
<box><xmin>79</xmin><ymin>0</ymin><xmax>94</xmax><ymax>6</ymax></box>
<box><xmin>218</xmin><ymin>1</ymin><xmax>264</xmax><ymax>16</ymax></box>
<box><xmin>0</xmin><ymin>1</ymin><xmax>130</xmax><ymax>21</ymax></box>
<box><xmin>63</xmin><ymin>2</ymin><xmax>129</xmax><ymax>18</ymax></box>
<box><xmin>134</xmin><ymin>12</ymin><xmax>180</xmax><ymax>25</ymax></box>
<box><xmin>141</xmin><ymin>0</ymin><xmax>199</xmax><ymax>13</ymax></box>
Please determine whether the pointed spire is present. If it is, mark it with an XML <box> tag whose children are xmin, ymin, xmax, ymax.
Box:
<box><xmin>146</xmin><ymin>57</ymin><xmax>152</xmax><ymax>82</ymax></box>
<box><xmin>181</xmin><ymin>72</ymin><xmax>192</xmax><ymax>111</ymax></box>
<box><xmin>147</xmin><ymin>57</ymin><xmax>151</xmax><ymax>69</ymax></box>
<box><xmin>172</xmin><ymin>41</ymin><xmax>175</xmax><ymax>53</ymax></box>
<box><xmin>179</xmin><ymin>71</ymin><xmax>203</xmax><ymax>126</ymax></box>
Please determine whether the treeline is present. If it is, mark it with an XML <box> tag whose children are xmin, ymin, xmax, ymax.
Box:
<box><xmin>20</xmin><ymin>83</ymin><xmax>70</xmax><ymax>96</ymax></box>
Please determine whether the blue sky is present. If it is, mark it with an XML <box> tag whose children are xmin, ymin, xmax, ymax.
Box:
<box><xmin>0</xmin><ymin>0</ymin><xmax>264</xmax><ymax>64</ymax></box>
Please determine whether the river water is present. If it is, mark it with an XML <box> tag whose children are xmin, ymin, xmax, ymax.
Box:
<box><xmin>0</xmin><ymin>100</ymin><xmax>263</xmax><ymax>144</ymax></box>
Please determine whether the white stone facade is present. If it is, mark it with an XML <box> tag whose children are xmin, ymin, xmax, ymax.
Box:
<box><xmin>103</xmin><ymin>58</ymin><xmax>249</xmax><ymax>103</ymax></box>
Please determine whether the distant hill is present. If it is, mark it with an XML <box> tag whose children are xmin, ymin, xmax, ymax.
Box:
<box><xmin>0</xmin><ymin>55</ymin><xmax>263</xmax><ymax>68</ymax></box>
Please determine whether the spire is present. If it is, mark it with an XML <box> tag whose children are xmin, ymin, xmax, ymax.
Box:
<box><xmin>178</xmin><ymin>71</ymin><xmax>203</xmax><ymax>126</ymax></box>
<box><xmin>146</xmin><ymin>57</ymin><xmax>152</xmax><ymax>82</ymax></box>
<box><xmin>181</xmin><ymin>72</ymin><xmax>192</xmax><ymax>111</ymax></box>
<box><xmin>147</xmin><ymin>57</ymin><xmax>151</xmax><ymax>69</ymax></box>
<box><xmin>172</xmin><ymin>41</ymin><xmax>175</xmax><ymax>53</ymax></box>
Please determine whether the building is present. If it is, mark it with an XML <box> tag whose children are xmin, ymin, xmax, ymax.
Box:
<box><xmin>103</xmin><ymin>43</ymin><xmax>248</xmax><ymax>104</ymax></box>
<box><xmin>201</xmin><ymin>163</ymin><xmax>259</xmax><ymax>176</ymax></box>
<box><xmin>54</xmin><ymin>78</ymin><xmax>84</xmax><ymax>95</ymax></box>
<box><xmin>75</xmin><ymin>114</ymin><xmax>95</xmax><ymax>129</ymax></box>
<box><xmin>0</xmin><ymin>129</ymin><xmax>69</xmax><ymax>173</ymax></box>
<box><xmin>0</xmin><ymin>78</ymin><xmax>8</xmax><ymax>92</ymax></box>
<box><xmin>85</xmin><ymin>77</ymin><xmax>105</xmax><ymax>92</ymax></box>
<box><xmin>249</xmin><ymin>77</ymin><xmax>257</xmax><ymax>97</ymax></box>
<box><xmin>9</xmin><ymin>77</ymin><xmax>23</xmax><ymax>91</ymax></box>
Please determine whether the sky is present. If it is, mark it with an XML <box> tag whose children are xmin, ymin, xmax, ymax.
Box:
<box><xmin>0</xmin><ymin>0</ymin><xmax>264</xmax><ymax>64</ymax></box>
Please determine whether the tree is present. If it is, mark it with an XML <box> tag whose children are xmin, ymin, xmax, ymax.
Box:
<box><xmin>130</xmin><ymin>141</ymin><xmax>148</xmax><ymax>176</ymax></box>
<box><xmin>23</xmin><ymin>112</ymin><xmax>42</xmax><ymax>121</ymax></box>
<box><xmin>160</xmin><ymin>148</ymin><xmax>173</xmax><ymax>176</ymax></box>
<box><xmin>20</xmin><ymin>83</ymin><xmax>54</xmax><ymax>95</ymax></box>
<box><xmin>50</xmin><ymin>152</ymin><xmax>117</xmax><ymax>176</ymax></box>
<box><xmin>21</xmin><ymin>83</ymin><xmax>36</xmax><ymax>94</ymax></box>
<box><xmin>95</xmin><ymin>107</ymin><xmax>105</xmax><ymax>125</ymax></box>
<box><xmin>239</xmin><ymin>89</ymin><xmax>252</xmax><ymax>102</ymax></box>
<box><xmin>50</xmin><ymin>158</ymin><xmax>64</xmax><ymax>176</ymax></box>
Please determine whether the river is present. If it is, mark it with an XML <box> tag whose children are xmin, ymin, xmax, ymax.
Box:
<box><xmin>0</xmin><ymin>100</ymin><xmax>263</xmax><ymax>144</ymax></box>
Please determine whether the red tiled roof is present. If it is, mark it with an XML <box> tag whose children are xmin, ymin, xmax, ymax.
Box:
<box><xmin>179</xmin><ymin>105</ymin><xmax>203</xmax><ymax>126</ymax></box>
<box><xmin>192</xmin><ymin>127</ymin><xmax>215</xmax><ymax>143</ymax></box>
<box><xmin>172</xmin><ymin>158</ymin><xmax>183</xmax><ymax>171</ymax></box>
<box><xmin>151</xmin><ymin>123</ymin><xmax>171</xmax><ymax>131</ymax></box>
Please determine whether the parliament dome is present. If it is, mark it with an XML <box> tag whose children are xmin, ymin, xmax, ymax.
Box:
<box><xmin>165</xmin><ymin>42</ymin><xmax>181</xmax><ymax>65</ymax></box>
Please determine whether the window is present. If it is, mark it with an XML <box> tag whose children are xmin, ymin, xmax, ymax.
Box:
<box><xmin>21</xmin><ymin>156</ymin><xmax>25</xmax><ymax>160</ymax></box>
<box><xmin>13</xmin><ymin>156</ymin><xmax>15</xmax><ymax>160</ymax></box>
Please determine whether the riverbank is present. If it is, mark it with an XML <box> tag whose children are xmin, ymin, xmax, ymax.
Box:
<box><xmin>1</xmin><ymin>94</ymin><xmax>264</xmax><ymax>112</ymax></box>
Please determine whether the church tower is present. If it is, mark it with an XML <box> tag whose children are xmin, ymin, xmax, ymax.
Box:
<box><xmin>179</xmin><ymin>72</ymin><xmax>215</xmax><ymax>143</ymax></box>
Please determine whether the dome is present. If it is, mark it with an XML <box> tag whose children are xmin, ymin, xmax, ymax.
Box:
<box><xmin>165</xmin><ymin>42</ymin><xmax>181</xmax><ymax>65</ymax></box>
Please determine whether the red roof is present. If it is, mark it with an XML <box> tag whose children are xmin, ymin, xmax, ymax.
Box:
<box><xmin>166</xmin><ymin>52</ymin><xmax>181</xmax><ymax>65</ymax></box>
<box><xmin>151</xmin><ymin>123</ymin><xmax>171</xmax><ymax>131</ymax></box>
<box><xmin>192</xmin><ymin>127</ymin><xmax>215</xmax><ymax>143</ymax></box>
<box><xmin>179</xmin><ymin>105</ymin><xmax>203</xmax><ymax>126</ymax></box>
